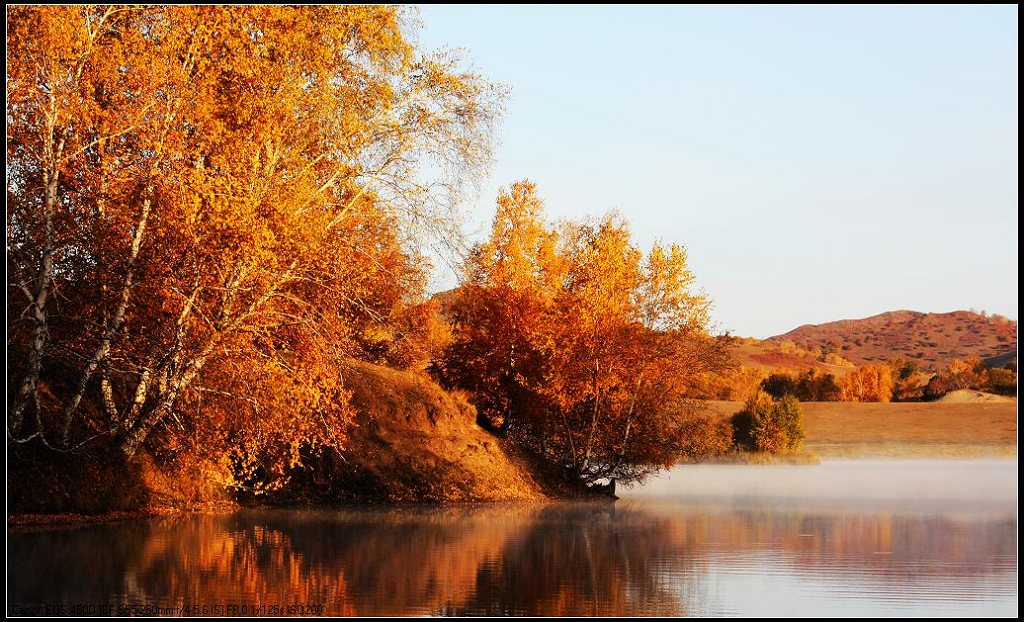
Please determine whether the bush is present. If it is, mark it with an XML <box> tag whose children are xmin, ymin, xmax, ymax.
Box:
<box><xmin>731</xmin><ymin>391</ymin><xmax>805</xmax><ymax>453</ymax></box>
<box><xmin>923</xmin><ymin>374</ymin><xmax>951</xmax><ymax>401</ymax></box>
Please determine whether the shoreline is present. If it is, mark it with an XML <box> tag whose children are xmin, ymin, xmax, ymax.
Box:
<box><xmin>10</xmin><ymin>449</ymin><xmax>1016</xmax><ymax>527</ymax></box>
<box><xmin>7</xmin><ymin>501</ymin><xmax>241</xmax><ymax>528</ymax></box>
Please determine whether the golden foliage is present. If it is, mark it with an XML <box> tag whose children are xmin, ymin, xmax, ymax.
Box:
<box><xmin>841</xmin><ymin>364</ymin><xmax>895</xmax><ymax>402</ymax></box>
<box><xmin>7</xmin><ymin>6</ymin><xmax>499</xmax><ymax>490</ymax></box>
<box><xmin>438</xmin><ymin>181</ymin><xmax>731</xmax><ymax>484</ymax></box>
<box><xmin>689</xmin><ymin>365</ymin><xmax>764</xmax><ymax>401</ymax></box>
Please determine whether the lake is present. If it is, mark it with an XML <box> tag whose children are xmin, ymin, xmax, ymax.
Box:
<box><xmin>7</xmin><ymin>460</ymin><xmax>1017</xmax><ymax>616</ymax></box>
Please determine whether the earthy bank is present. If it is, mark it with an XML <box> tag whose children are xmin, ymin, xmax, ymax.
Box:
<box><xmin>8</xmin><ymin>361</ymin><xmax>578</xmax><ymax>517</ymax></box>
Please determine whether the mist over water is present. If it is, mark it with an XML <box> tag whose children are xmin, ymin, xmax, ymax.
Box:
<box><xmin>621</xmin><ymin>460</ymin><xmax>1017</xmax><ymax>616</ymax></box>
<box><xmin>626</xmin><ymin>459</ymin><xmax>1018</xmax><ymax>507</ymax></box>
<box><xmin>8</xmin><ymin>460</ymin><xmax>1017</xmax><ymax>617</ymax></box>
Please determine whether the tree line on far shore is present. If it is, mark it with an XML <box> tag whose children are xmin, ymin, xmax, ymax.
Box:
<box><xmin>699</xmin><ymin>357</ymin><xmax>1016</xmax><ymax>404</ymax></box>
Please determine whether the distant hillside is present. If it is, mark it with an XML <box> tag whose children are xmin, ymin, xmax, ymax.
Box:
<box><xmin>729</xmin><ymin>340</ymin><xmax>855</xmax><ymax>377</ymax></box>
<box><xmin>768</xmin><ymin>310</ymin><xmax>1017</xmax><ymax>370</ymax></box>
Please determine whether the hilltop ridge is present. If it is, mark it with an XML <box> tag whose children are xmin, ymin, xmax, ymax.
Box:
<box><xmin>767</xmin><ymin>310</ymin><xmax>1016</xmax><ymax>370</ymax></box>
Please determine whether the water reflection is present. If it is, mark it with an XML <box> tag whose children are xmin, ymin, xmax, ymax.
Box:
<box><xmin>7</xmin><ymin>461</ymin><xmax>1018</xmax><ymax>617</ymax></box>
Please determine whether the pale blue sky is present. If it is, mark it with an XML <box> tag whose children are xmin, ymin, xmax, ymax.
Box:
<box><xmin>417</xmin><ymin>5</ymin><xmax>1017</xmax><ymax>338</ymax></box>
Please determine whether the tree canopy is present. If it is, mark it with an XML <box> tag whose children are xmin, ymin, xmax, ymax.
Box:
<box><xmin>438</xmin><ymin>181</ymin><xmax>731</xmax><ymax>485</ymax></box>
<box><xmin>7</xmin><ymin>5</ymin><xmax>500</xmax><ymax>490</ymax></box>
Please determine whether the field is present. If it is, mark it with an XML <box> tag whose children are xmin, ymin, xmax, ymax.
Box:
<box><xmin>704</xmin><ymin>399</ymin><xmax>1017</xmax><ymax>458</ymax></box>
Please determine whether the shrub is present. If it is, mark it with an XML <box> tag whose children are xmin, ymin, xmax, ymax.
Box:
<box><xmin>923</xmin><ymin>374</ymin><xmax>951</xmax><ymax>401</ymax></box>
<box><xmin>823</xmin><ymin>352</ymin><xmax>854</xmax><ymax>367</ymax></box>
<box><xmin>731</xmin><ymin>391</ymin><xmax>805</xmax><ymax>453</ymax></box>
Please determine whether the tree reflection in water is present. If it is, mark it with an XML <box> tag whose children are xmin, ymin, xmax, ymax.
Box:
<box><xmin>8</xmin><ymin>500</ymin><xmax>1016</xmax><ymax>616</ymax></box>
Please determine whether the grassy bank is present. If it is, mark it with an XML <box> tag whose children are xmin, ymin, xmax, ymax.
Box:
<box><xmin>704</xmin><ymin>400</ymin><xmax>1017</xmax><ymax>458</ymax></box>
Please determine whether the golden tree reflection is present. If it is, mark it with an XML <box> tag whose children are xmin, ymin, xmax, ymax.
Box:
<box><xmin>8</xmin><ymin>503</ymin><xmax>1016</xmax><ymax>616</ymax></box>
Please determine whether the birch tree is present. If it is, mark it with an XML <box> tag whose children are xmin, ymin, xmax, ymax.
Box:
<box><xmin>7</xmin><ymin>6</ymin><xmax>500</xmax><ymax>486</ymax></box>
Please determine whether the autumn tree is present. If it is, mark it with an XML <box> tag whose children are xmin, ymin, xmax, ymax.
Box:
<box><xmin>888</xmin><ymin>357</ymin><xmax>925</xmax><ymax>401</ymax></box>
<box><xmin>985</xmin><ymin>366</ymin><xmax>1017</xmax><ymax>396</ymax></box>
<box><xmin>840</xmin><ymin>364</ymin><xmax>895</xmax><ymax>402</ymax></box>
<box><xmin>889</xmin><ymin>357</ymin><xmax>921</xmax><ymax>380</ymax></box>
<box><xmin>798</xmin><ymin>368</ymin><xmax>842</xmax><ymax>401</ymax></box>
<box><xmin>688</xmin><ymin>364</ymin><xmax>762</xmax><ymax>401</ymax></box>
<box><xmin>945</xmin><ymin>357</ymin><xmax>986</xmax><ymax>391</ymax></box>
<box><xmin>922</xmin><ymin>375</ymin><xmax>952</xmax><ymax>401</ymax></box>
<box><xmin>760</xmin><ymin>373</ymin><xmax>799</xmax><ymax>399</ymax></box>
<box><xmin>675</xmin><ymin>414</ymin><xmax>734</xmax><ymax>462</ymax></box>
<box><xmin>923</xmin><ymin>357</ymin><xmax>996</xmax><ymax>400</ymax></box>
<box><xmin>7</xmin><ymin>6</ymin><xmax>500</xmax><ymax>489</ymax></box>
<box><xmin>438</xmin><ymin>181</ymin><xmax>731</xmax><ymax>486</ymax></box>
<box><xmin>435</xmin><ymin>182</ymin><xmax>558</xmax><ymax>434</ymax></box>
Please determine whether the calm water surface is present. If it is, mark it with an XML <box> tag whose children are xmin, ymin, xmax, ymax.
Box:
<box><xmin>7</xmin><ymin>460</ymin><xmax>1017</xmax><ymax>616</ymax></box>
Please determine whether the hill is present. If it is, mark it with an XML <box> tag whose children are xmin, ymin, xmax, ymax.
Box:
<box><xmin>729</xmin><ymin>340</ymin><xmax>855</xmax><ymax>377</ymax></box>
<box><xmin>768</xmin><ymin>310</ymin><xmax>1016</xmax><ymax>370</ymax></box>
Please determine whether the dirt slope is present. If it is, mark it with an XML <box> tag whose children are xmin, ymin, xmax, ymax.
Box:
<box><xmin>936</xmin><ymin>389</ymin><xmax>1015</xmax><ymax>403</ymax></box>
<box><xmin>278</xmin><ymin>360</ymin><xmax>547</xmax><ymax>503</ymax></box>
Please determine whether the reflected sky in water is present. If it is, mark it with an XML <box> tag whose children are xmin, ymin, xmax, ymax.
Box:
<box><xmin>8</xmin><ymin>460</ymin><xmax>1017</xmax><ymax>616</ymax></box>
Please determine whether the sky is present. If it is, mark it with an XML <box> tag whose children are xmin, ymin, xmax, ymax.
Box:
<box><xmin>416</xmin><ymin>5</ymin><xmax>1018</xmax><ymax>338</ymax></box>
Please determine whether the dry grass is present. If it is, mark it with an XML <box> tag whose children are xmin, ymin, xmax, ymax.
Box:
<box><xmin>282</xmin><ymin>360</ymin><xmax>547</xmax><ymax>503</ymax></box>
<box><xmin>704</xmin><ymin>399</ymin><xmax>1017</xmax><ymax>458</ymax></box>
<box><xmin>730</xmin><ymin>342</ymin><xmax>855</xmax><ymax>378</ymax></box>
